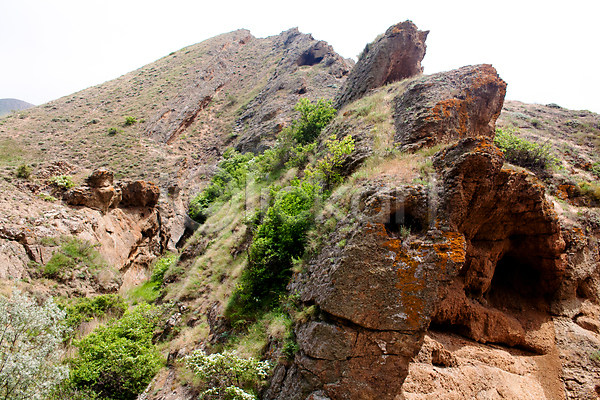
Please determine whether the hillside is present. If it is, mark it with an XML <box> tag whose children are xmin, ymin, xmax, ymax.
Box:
<box><xmin>1</xmin><ymin>21</ymin><xmax>600</xmax><ymax>400</ymax></box>
<box><xmin>0</xmin><ymin>97</ymin><xmax>34</xmax><ymax>116</ymax></box>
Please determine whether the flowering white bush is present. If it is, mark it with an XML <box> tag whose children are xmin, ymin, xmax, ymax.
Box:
<box><xmin>184</xmin><ymin>350</ymin><xmax>272</xmax><ymax>400</ymax></box>
<box><xmin>0</xmin><ymin>291</ymin><xmax>69</xmax><ymax>400</ymax></box>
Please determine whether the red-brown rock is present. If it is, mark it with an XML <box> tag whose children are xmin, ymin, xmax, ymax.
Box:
<box><xmin>118</xmin><ymin>180</ymin><xmax>160</xmax><ymax>207</ymax></box>
<box><xmin>393</xmin><ymin>64</ymin><xmax>507</xmax><ymax>150</ymax></box>
<box><xmin>335</xmin><ymin>20</ymin><xmax>428</xmax><ymax>109</ymax></box>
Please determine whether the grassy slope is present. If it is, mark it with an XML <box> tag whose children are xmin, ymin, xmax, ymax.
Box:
<box><xmin>0</xmin><ymin>30</ymin><xmax>280</xmax><ymax>184</ymax></box>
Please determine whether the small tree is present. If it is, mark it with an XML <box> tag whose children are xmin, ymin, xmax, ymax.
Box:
<box><xmin>292</xmin><ymin>99</ymin><xmax>336</xmax><ymax>144</ymax></box>
<box><xmin>0</xmin><ymin>291</ymin><xmax>69</xmax><ymax>400</ymax></box>
<box><xmin>304</xmin><ymin>134</ymin><xmax>355</xmax><ymax>189</ymax></box>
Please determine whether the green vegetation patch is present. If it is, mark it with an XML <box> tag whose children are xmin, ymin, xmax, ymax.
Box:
<box><xmin>49</xmin><ymin>174</ymin><xmax>76</xmax><ymax>189</ymax></box>
<box><xmin>128</xmin><ymin>253</ymin><xmax>177</xmax><ymax>303</ymax></box>
<box><xmin>189</xmin><ymin>149</ymin><xmax>254</xmax><ymax>224</ymax></box>
<box><xmin>184</xmin><ymin>350</ymin><xmax>273</xmax><ymax>399</ymax></box>
<box><xmin>494</xmin><ymin>128</ymin><xmax>558</xmax><ymax>172</ymax></box>
<box><xmin>43</xmin><ymin>237</ymin><xmax>105</xmax><ymax>280</ymax></box>
<box><xmin>69</xmin><ymin>304</ymin><xmax>163</xmax><ymax>400</ymax></box>
<box><xmin>60</xmin><ymin>294</ymin><xmax>127</xmax><ymax>332</ymax></box>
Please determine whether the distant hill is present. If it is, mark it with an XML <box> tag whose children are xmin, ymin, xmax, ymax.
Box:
<box><xmin>0</xmin><ymin>98</ymin><xmax>34</xmax><ymax>116</ymax></box>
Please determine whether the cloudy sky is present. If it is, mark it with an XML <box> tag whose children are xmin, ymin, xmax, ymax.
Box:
<box><xmin>1</xmin><ymin>0</ymin><xmax>598</xmax><ymax>113</ymax></box>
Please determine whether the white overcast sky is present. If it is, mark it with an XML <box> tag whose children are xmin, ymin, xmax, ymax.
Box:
<box><xmin>1</xmin><ymin>0</ymin><xmax>599</xmax><ymax>113</ymax></box>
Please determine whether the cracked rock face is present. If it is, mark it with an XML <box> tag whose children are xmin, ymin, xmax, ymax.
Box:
<box><xmin>271</xmin><ymin>186</ymin><xmax>466</xmax><ymax>400</ymax></box>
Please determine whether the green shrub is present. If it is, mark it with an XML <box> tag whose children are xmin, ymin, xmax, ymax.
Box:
<box><xmin>184</xmin><ymin>350</ymin><xmax>273</xmax><ymax>399</ymax></box>
<box><xmin>49</xmin><ymin>174</ymin><xmax>75</xmax><ymax>189</ymax></box>
<box><xmin>69</xmin><ymin>304</ymin><xmax>162</xmax><ymax>400</ymax></box>
<box><xmin>253</xmin><ymin>99</ymin><xmax>336</xmax><ymax>178</ymax></box>
<box><xmin>44</xmin><ymin>237</ymin><xmax>105</xmax><ymax>279</ymax></box>
<box><xmin>292</xmin><ymin>98</ymin><xmax>336</xmax><ymax>144</ymax></box>
<box><xmin>189</xmin><ymin>149</ymin><xmax>254</xmax><ymax>223</ymax></box>
<box><xmin>60</xmin><ymin>294</ymin><xmax>127</xmax><ymax>331</ymax></box>
<box><xmin>16</xmin><ymin>164</ymin><xmax>31</xmax><ymax>179</ymax></box>
<box><xmin>107</xmin><ymin>127</ymin><xmax>118</xmax><ymax>136</ymax></box>
<box><xmin>228</xmin><ymin>180</ymin><xmax>318</xmax><ymax>319</ymax></box>
<box><xmin>37</xmin><ymin>193</ymin><xmax>57</xmax><ymax>201</ymax></box>
<box><xmin>304</xmin><ymin>134</ymin><xmax>355</xmax><ymax>189</ymax></box>
<box><xmin>0</xmin><ymin>291</ymin><xmax>70</xmax><ymax>400</ymax></box>
<box><xmin>281</xmin><ymin>340</ymin><xmax>300</xmax><ymax>360</ymax></box>
<box><xmin>494</xmin><ymin>128</ymin><xmax>558</xmax><ymax>171</ymax></box>
<box><xmin>124</xmin><ymin>116</ymin><xmax>137</xmax><ymax>126</ymax></box>
<box><xmin>151</xmin><ymin>252</ymin><xmax>177</xmax><ymax>285</ymax></box>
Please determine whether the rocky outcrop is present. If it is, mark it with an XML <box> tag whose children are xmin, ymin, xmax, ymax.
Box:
<box><xmin>267</xmin><ymin>132</ymin><xmax>597</xmax><ymax>398</ymax></box>
<box><xmin>270</xmin><ymin>184</ymin><xmax>466</xmax><ymax>399</ymax></box>
<box><xmin>393</xmin><ymin>64</ymin><xmax>507</xmax><ymax>150</ymax></box>
<box><xmin>65</xmin><ymin>169</ymin><xmax>160</xmax><ymax>213</ymax></box>
<box><xmin>0</xmin><ymin>167</ymin><xmax>166</xmax><ymax>297</ymax></box>
<box><xmin>65</xmin><ymin>168</ymin><xmax>122</xmax><ymax>213</ymax></box>
<box><xmin>335</xmin><ymin>20</ymin><xmax>428</xmax><ymax>109</ymax></box>
<box><xmin>431</xmin><ymin>137</ymin><xmax>566</xmax><ymax>351</ymax></box>
<box><xmin>235</xmin><ymin>28</ymin><xmax>352</xmax><ymax>153</ymax></box>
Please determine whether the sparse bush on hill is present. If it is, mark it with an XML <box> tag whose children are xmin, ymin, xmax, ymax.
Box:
<box><xmin>494</xmin><ymin>128</ymin><xmax>558</xmax><ymax>172</ymax></box>
<box><xmin>49</xmin><ymin>174</ymin><xmax>75</xmax><ymax>189</ymax></box>
<box><xmin>124</xmin><ymin>116</ymin><xmax>137</xmax><ymax>126</ymax></box>
<box><xmin>16</xmin><ymin>164</ymin><xmax>32</xmax><ymax>179</ymax></box>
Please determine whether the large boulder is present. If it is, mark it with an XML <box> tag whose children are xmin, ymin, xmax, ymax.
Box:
<box><xmin>272</xmin><ymin>185</ymin><xmax>466</xmax><ymax>400</ymax></box>
<box><xmin>393</xmin><ymin>64</ymin><xmax>507</xmax><ymax>150</ymax></box>
<box><xmin>335</xmin><ymin>20</ymin><xmax>428</xmax><ymax>109</ymax></box>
